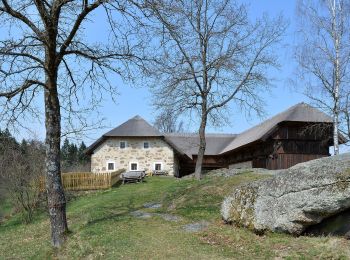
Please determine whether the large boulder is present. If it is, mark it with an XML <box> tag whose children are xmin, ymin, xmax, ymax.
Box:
<box><xmin>221</xmin><ymin>153</ymin><xmax>350</xmax><ymax>235</ymax></box>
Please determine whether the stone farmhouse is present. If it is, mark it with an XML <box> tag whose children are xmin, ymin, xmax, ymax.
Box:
<box><xmin>86</xmin><ymin>103</ymin><xmax>345</xmax><ymax>177</ymax></box>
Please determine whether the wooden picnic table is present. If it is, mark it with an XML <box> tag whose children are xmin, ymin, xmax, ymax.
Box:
<box><xmin>121</xmin><ymin>171</ymin><xmax>146</xmax><ymax>184</ymax></box>
<box><xmin>152</xmin><ymin>170</ymin><xmax>169</xmax><ymax>176</ymax></box>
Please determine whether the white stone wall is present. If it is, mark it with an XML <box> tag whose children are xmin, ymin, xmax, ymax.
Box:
<box><xmin>90</xmin><ymin>137</ymin><xmax>178</xmax><ymax>176</ymax></box>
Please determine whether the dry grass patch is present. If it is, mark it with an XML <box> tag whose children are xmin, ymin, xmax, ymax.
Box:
<box><xmin>0</xmin><ymin>174</ymin><xmax>349</xmax><ymax>259</ymax></box>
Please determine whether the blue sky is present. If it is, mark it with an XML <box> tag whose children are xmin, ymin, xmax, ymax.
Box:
<box><xmin>82</xmin><ymin>1</ymin><xmax>305</xmax><ymax>144</ymax></box>
<box><xmin>5</xmin><ymin>1</ymin><xmax>318</xmax><ymax>146</ymax></box>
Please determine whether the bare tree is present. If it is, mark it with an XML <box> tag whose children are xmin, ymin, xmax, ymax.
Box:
<box><xmin>133</xmin><ymin>0</ymin><xmax>286</xmax><ymax>179</ymax></box>
<box><xmin>0</xmin><ymin>0</ymin><xmax>142</xmax><ymax>247</ymax></box>
<box><xmin>340</xmin><ymin>93</ymin><xmax>350</xmax><ymax>139</ymax></box>
<box><xmin>295</xmin><ymin>0</ymin><xmax>350</xmax><ymax>154</ymax></box>
<box><xmin>153</xmin><ymin>108</ymin><xmax>184</xmax><ymax>133</ymax></box>
<box><xmin>0</xmin><ymin>140</ymin><xmax>45</xmax><ymax>224</ymax></box>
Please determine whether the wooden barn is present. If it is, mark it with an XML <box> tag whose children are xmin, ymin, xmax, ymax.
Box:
<box><xmin>164</xmin><ymin>103</ymin><xmax>345</xmax><ymax>174</ymax></box>
<box><xmin>87</xmin><ymin>103</ymin><xmax>345</xmax><ymax>177</ymax></box>
<box><xmin>220</xmin><ymin>103</ymin><xmax>346</xmax><ymax>170</ymax></box>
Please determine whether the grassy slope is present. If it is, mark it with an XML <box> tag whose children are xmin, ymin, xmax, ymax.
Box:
<box><xmin>0</xmin><ymin>199</ymin><xmax>12</xmax><ymax>217</ymax></box>
<box><xmin>0</xmin><ymin>173</ymin><xmax>349</xmax><ymax>259</ymax></box>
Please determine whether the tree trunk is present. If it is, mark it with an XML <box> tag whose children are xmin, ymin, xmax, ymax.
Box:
<box><xmin>332</xmin><ymin>0</ymin><xmax>340</xmax><ymax>155</ymax></box>
<box><xmin>333</xmin><ymin>107</ymin><xmax>340</xmax><ymax>155</ymax></box>
<box><xmin>194</xmin><ymin>113</ymin><xmax>207</xmax><ymax>180</ymax></box>
<box><xmin>44</xmin><ymin>85</ymin><xmax>68</xmax><ymax>247</ymax></box>
<box><xmin>333</xmin><ymin>44</ymin><xmax>340</xmax><ymax>155</ymax></box>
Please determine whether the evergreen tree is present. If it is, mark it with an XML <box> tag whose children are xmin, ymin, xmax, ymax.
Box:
<box><xmin>60</xmin><ymin>139</ymin><xmax>89</xmax><ymax>171</ymax></box>
<box><xmin>20</xmin><ymin>139</ymin><xmax>28</xmax><ymax>154</ymax></box>
<box><xmin>61</xmin><ymin>138</ymin><xmax>70</xmax><ymax>163</ymax></box>
<box><xmin>67</xmin><ymin>143</ymin><xmax>78</xmax><ymax>166</ymax></box>
<box><xmin>0</xmin><ymin>129</ymin><xmax>19</xmax><ymax>154</ymax></box>
<box><xmin>78</xmin><ymin>142</ymin><xmax>89</xmax><ymax>164</ymax></box>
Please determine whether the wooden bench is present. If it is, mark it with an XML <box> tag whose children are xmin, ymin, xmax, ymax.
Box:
<box><xmin>121</xmin><ymin>171</ymin><xmax>146</xmax><ymax>184</ymax></box>
<box><xmin>152</xmin><ymin>170</ymin><xmax>169</xmax><ymax>176</ymax></box>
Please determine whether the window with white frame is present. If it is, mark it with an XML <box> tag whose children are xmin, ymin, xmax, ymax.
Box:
<box><xmin>130</xmin><ymin>162</ymin><xmax>138</xmax><ymax>171</ymax></box>
<box><xmin>143</xmin><ymin>141</ymin><xmax>149</xmax><ymax>149</ymax></box>
<box><xmin>107</xmin><ymin>161</ymin><xmax>115</xmax><ymax>171</ymax></box>
<box><xmin>120</xmin><ymin>141</ymin><xmax>126</xmax><ymax>149</ymax></box>
<box><xmin>154</xmin><ymin>162</ymin><xmax>162</xmax><ymax>171</ymax></box>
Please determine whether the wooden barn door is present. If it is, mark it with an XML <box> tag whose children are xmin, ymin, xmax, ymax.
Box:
<box><xmin>252</xmin><ymin>157</ymin><xmax>267</xmax><ymax>168</ymax></box>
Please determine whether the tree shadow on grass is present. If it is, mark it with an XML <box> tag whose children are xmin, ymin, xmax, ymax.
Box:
<box><xmin>82</xmin><ymin>196</ymin><xmax>147</xmax><ymax>227</ymax></box>
<box><xmin>112</xmin><ymin>179</ymin><xmax>148</xmax><ymax>188</ymax></box>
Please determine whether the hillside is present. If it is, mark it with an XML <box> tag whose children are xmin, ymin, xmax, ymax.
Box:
<box><xmin>0</xmin><ymin>173</ymin><xmax>349</xmax><ymax>259</ymax></box>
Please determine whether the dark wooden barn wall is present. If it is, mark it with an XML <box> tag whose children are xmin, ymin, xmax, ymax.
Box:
<box><xmin>225</xmin><ymin>122</ymin><xmax>332</xmax><ymax>170</ymax></box>
<box><xmin>177</xmin><ymin>155</ymin><xmax>226</xmax><ymax>176</ymax></box>
<box><xmin>177</xmin><ymin>122</ymin><xmax>333</xmax><ymax>174</ymax></box>
<box><xmin>263</xmin><ymin>154</ymin><xmax>327</xmax><ymax>170</ymax></box>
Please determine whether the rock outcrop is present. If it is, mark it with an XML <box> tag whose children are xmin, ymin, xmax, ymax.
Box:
<box><xmin>183</xmin><ymin>167</ymin><xmax>280</xmax><ymax>179</ymax></box>
<box><xmin>221</xmin><ymin>153</ymin><xmax>350</xmax><ymax>235</ymax></box>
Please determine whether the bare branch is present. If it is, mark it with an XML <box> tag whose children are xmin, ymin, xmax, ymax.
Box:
<box><xmin>56</xmin><ymin>0</ymin><xmax>105</xmax><ymax>64</ymax></box>
<box><xmin>0</xmin><ymin>80</ymin><xmax>45</xmax><ymax>99</ymax></box>
<box><xmin>0</xmin><ymin>0</ymin><xmax>43</xmax><ymax>38</ymax></box>
<box><xmin>134</xmin><ymin>0</ymin><xmax>286</xmax><ymax>178</ymax></box>
<box><xmin>295</xmin><ymin>0</ymin><xmax>350</xmax><ymax>152</ymax></box>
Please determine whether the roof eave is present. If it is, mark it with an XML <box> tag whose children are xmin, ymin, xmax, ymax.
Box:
<box><xmin>162</xmin><ymin>136</ymin><xmax>192</xmax><ymax>160</ymax></box>
<box><xmin>85</xmin><ymin>136</ymin><xmax>106</xmax><ymax>155</ymax></box>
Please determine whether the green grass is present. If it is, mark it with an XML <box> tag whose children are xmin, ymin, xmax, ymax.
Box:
<box><xmin>0</xmin><ymin>173</ymin><xmax>349</xmax><ymax>259</ymax></box>
<box><xmin>0</xmin><ymin>199</ymin><xmax>12</xmax><ymax>215</ymax></box>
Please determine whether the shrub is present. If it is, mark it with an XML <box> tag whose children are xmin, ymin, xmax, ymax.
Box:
<box><xmin>0</xmin><ymin>141</ymin><xmax>44</xmax><ymax>223</ymax></box>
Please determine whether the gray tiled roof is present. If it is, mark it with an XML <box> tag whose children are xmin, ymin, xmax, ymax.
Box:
<box><xmin>86</xmin><ymin>103</ymin><xmax>334</xmax><ymax>156</ymax></box>
<box><xmin>220</xmin><ymin>103</ymin><xmax>332</xmax><ymax>154</ymax></box>
<box><xmin>104</xmin><ymin>115</ymin><xmax>162</xmax><ymax>137</ymax></box>
<box><xmin>164</xmin><ymin>133</ymin><xmax>237</xmax><ymax>158</ymax></box>
<box><xmin>85</xmin><ymin>115</ymin><xmax>162</xmax><ymax>154</ymax></box>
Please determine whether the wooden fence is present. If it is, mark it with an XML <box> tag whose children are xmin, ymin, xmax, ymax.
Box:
<box><xmin>40</xmin><ymin>169</ymin><xmax>125</xmax><ymax>191</ymax></box>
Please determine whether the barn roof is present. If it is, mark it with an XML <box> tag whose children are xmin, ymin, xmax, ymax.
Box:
<box><xmin>86</xmin><ymin>103</ymin><xmax>336</xmax><ymax>156</ymax></box>
<box><xmin>219</xmin><ymin>103</ymin><xmax>333</xmax><ymax>154</ymax></box>
<box><xmin>164</xmin><ymin>133</ymin><xmax>237</xmax><ymax>158</ymax></box>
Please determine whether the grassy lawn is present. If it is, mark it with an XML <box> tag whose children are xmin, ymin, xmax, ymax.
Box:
<box><xmin>0</xmin><ymin>199</ymin><xmax>12</xmax><ymax>217</ymax></box>
<box><xmin>0</xmin><ymin>173</ymin><xmax>349</xmax><ymax>259</ymax></box>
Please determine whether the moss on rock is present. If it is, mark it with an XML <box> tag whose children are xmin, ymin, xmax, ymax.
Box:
<box><xmin>222</xmin><ymin>183</ymin><xmax>259</xmax><ymax>230</ymax></box>
<box><xmin>222</xmin><ymin>154</ymin><xmax>350</xmax><ymax>236</ymax></box>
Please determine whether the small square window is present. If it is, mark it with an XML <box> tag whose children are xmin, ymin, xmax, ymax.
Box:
<box><xmin>155</xmin><ymin>163</ymin><xmax>162</xmax><ymax>171</ymax></box>
<box><xmin>107</xmin><ymin>162</ymin><xmax>115</xmax><ymax>171</ymax></box>
<box><xmin>144</xmin><ymin>142</ymin><xmax>149</xmax><ymax>149</ymax></box>
<box><xmin>120</xmin><ymin>141</ymin><xmax>126</xmax><ymax>149</ymax></box>
<box><xmin>130</xmin><ymin>163</ymin><xmax>138</xmax><ymax>171</ymax></box>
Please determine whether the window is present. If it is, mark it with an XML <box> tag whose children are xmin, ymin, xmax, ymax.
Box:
<box><xmin>107</xmin><ymin>162</ymin><xmax>115</xmax><ymax>171</ymax></box>
<box><xmin>130</xmin><ymin>162</ymin><xmax>138</xmax><ymax>171</ymax></box>
<box><xmin>154</xmin><ymin>162</ymin><xmax>162</xmax><ymax>171</ymax></box>
<box><xmin>143</xmin><ymin>142</ymin><xmax>149</xmax><ymax>149</ymax></box>
<box><xmin>120</xmin><ymin>141</ymin><xmax>126</xmax><ymax>149</ymax></box>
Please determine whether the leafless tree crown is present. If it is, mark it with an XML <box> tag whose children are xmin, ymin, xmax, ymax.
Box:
<box><xmin>135</xmin><ymin>0</ymin><xmax>286</xmax><ymax>124</ymax></box>
<box><xmin>295</xmin><ymin>0</ymin><xmax>350</xmax><ymax>152</ymax></box>
<box><xmin>132</xmin><ymin>0</ymin><xmax>287</xmax><ymax>178</ymax></box>
<box><xmin>0</xmin><ymin>0</ymin><xmax>144</xmax><ymax>136</ymax></box>
<box><xmin>153</xmin><ymin>108</ymin><xmax>184</xmax><ymax>133</ymax></box>
<box><xmin>0</xmin><ymin>0</ymin><xmax>146</xmax><ymax>247</ymax></box>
